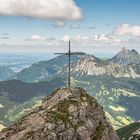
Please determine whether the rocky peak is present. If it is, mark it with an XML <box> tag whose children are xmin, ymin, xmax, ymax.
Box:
<box><xmin>115</xmin><ymin>47</ymin><xmax>131</xmax><ymax>59</ymax></box>
<box><xmin>0</xmin><ymin>87</ymin><xmax>119</xmax><ymax>140</ymax></box>
<box><xmin>120</xmin><ymin>47</ymin><xmax>130</xmax><ymax>54</ymax></box>
<box><xmin>70</xmin><ymin>55</ymin><xmax>109</xmax><ymax>75</ymax></box>
<box><xmin>111</xmin><ymin>47</ymin><xmax>140</xmax><ymax>65</ymax></box>
<box><xmin>72</xmin><ymin>55</ymin><xmax>98</xmax><ymax>67</ymax></box>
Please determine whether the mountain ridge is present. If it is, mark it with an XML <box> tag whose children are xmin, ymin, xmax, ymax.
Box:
<box><xmin>9</xmin><ymin>48</ymin><xmax>140</xmax><ymax>83</ymax></box>
<box><xmin>111</xmin><ymin>47</ymin><xmax>140</xmax><ymax>65</ymax></box>
<box><xmin>10</xmin><ymin>54</ymin><xmax>87</xmax><ymax>83</ymax></box>
<box><xmin>0</xmin><ymin>79</ymin><xmax>65</xmax><ymax>103</ymax></box>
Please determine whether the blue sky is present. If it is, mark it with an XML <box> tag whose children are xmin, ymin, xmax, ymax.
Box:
<box><xmin>0</xmin><ymin>0</ymin><xmax>140</xmax><ymax>57</ymax></box>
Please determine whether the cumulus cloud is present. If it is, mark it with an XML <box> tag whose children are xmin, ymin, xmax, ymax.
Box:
<box><xmin>114</xmin><ymin>24</ymin><xmax>140</xmax><ymax>37</ymax></box>
<box><xmin>61</xmin><ymin>34</ymin><xmax>122</xmax><ymax>46</ymax></box>
<box><xmin>94</xmin><ymin>34</ymin><xmax>121</xmax><ymax>43</ymax></box>
<box><xmin>3</xmin><ymin>23</ymin><xmax>140</xmax><ymax>55</ymax></box>
<box><xmin>62</xmin><ymin>35</ymin><xmax>89</xmax><ymax>42</ymax></box>
<box><xmin>30</xmin><ymin>35</ymin><xmax>46</xmax><ymax>41</ymax></box>
<box><xmin>29</xmin><ymin>35</ymin><xmax>58</xmax><ymax>42</ymax></box>
<box><xmin>0</xmin><ymin>0</ymin><xmax>82</xmax><ymax>21</ymax></box>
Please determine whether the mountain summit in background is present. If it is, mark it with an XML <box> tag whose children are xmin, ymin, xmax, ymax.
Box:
<box><xmin>111</xmin><ymin>47</ymin><xmax>140</xmax><ymax>65</ymax></box>
<box><xmin>0</xmin><ymin>88</ymin><xmax>119</xmax><ymax>140</ymax></box>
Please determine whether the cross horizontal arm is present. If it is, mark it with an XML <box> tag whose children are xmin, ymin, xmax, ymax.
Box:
<box><xmin>54</xmin><ymin>53</ymin><xmax>67</xmax><ymax>55</ymax></box>
<box><xmin>54</xmin><ymin>52</ymin><xmax>85</xmax><ymax>55</ymax></box>
<box><xmin>71</xmin><ymin>52</ymin><xmax>85</xmax><ymax>55</ymax></box>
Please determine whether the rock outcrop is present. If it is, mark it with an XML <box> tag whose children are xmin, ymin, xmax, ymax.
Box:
<box><xmin>0</xmin><ymin>87</ymin><xmax>119</xmax><ymax>140</ymax></box>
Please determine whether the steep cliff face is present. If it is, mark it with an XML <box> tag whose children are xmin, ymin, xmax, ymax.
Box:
<box><xmin>0</xmin><ymin>88</ymin><xmax>119</xmax><ymax>140</ymax></box>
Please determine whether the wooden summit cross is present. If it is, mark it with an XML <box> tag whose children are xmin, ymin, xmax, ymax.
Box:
<box><xmin>55</xmin><ymin>41</ymin><xmax>85</xmax><ymax>87</ymax></box>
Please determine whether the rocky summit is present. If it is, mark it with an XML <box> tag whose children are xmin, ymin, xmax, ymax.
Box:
<box><xmin>0</xmin><ymin>87</ymin><xmax>119</xmax><ymax>140</ymax></box>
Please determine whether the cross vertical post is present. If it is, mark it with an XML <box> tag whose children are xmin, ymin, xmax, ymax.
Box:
<box><xmin>68</xmin><ymin>41</ymin><xmax>71</xmax><ymax>87</ymax></box>
<box><xmin>54</xmin><ymin>41</ymin><xmax>85</xmax><ymax>87</ymax></box>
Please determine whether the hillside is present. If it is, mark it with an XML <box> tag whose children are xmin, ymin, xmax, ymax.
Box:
<box><xmin>10</xmin><ymin>53</ymin><xmax>86</xmax><ymax>83</ymax></box>
<box><xmin>66</xmin><ymin>74</ymin><xmax>140</xmax><ymax>129</ymax></box>
<box><xmin>0</xmin><ymin>88</ymin><xmax>120</xmax><ymax>140</ymax></box>
<box><xmin>0</xmin><ymin>79</ymin><xmax>64</xmax><ymax>103</ymax></box>
<box><xmin>117</xmin><ymin>122</ymin><xmax>140</xmax><ymax>140</ymax></box>
<box><xmin>56</xmin><ymin>54</ymin><xmax>140</xmax><ymax>129</ymax></box>
<box><xmin>0</xmin><ymin>79</ymin><xmax>65</xmax><ymax>127</ymax></box>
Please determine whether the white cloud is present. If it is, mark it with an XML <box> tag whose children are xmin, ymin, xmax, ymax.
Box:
<box><xmin>94</xmin><ymin>34</ymin><xmax>109</xmax><ymax>41</ymax></box>
<box><xmin>31</xmin><ymin>35</ymin><xmax>46</xmax><ymax>41</ymax></box>
<box><xmin>0</xmin><ymin>0</ymin><xmax>82</xmax><ymax>21</ymax></box>
<box><xmin>62</xmin><ymin>35</ymin><xmax>70</xmax><ymax>42</ymax></box>
<box><xmin>62</xmin><ymin>35</ymin><xmax>89</xmax><ymax>43</ymax></box>
<box><xmin>61</xmin><ymin>34</ymin><xmax>122</xmax><ymax>47</ymax></box>
<box><xmin>114</xmin><ymin>24</ymin><xmax>140</xmax><ymax>37</ymax></box>
<box><xmin>93</xmin><ymin>34</ymin><xmax>122</xmax><ymax>43</ymax></box>
<box><xmin>2</xmin><ymin>23</ymin><xmax>140</xmax><ymax>55</ymax></box>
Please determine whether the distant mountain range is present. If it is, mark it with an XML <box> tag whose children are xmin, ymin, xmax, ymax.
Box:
<box><xmin>10</xmin><ymin>53</ymin><xmax>86</xmax><ymax>83</ymax></box>
<box><xmin>1</xmin><ymin>48</ymin><xmax>140</xmax><ymax>130</ymax></box>
<box><xmin>9</xmin><ymin>48</ymin><xmax>140</xmax><ymax>83</ymax></box>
